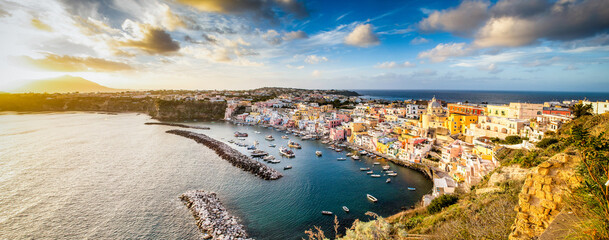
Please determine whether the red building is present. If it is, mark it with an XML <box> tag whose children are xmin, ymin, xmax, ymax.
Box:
<box><xmin>447</xmin><ymin>103</ymin><xmax>485</xmax><ymax>116</ymax></box>
<box><xmin>542</xmin><ymin>107</ymin><xmax>572</xmax><ymax>116</ymax></box>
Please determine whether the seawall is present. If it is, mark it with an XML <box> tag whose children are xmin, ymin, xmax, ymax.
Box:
<box><xmin>145</xmin><ymin>122</ymin><xmax>210</xmax><ymax>130</ymax></box>
<box><xmin>166</xmin><ymin>129</ymin><xmax>282</xmax><ymax>180</ymax></box>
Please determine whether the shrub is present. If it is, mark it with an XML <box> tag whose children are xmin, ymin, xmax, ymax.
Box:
<box><xmin>504</xmin><ymin>135</ymin><xmax>523</xmax><ymax>145</ymax></box>
<box><xmin>536</xmin><ymin>138</ymin><xmax>558</xmax><ymax>149</ymax></box>
<box><xmin>427</xmin><ymin>194</ymin><xmax>459</xmax><ymax>214</ymax></box>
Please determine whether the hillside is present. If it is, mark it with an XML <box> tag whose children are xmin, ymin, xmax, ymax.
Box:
<box><xmin>13</xmin><ymin>75</ymin><xmax>122</xmax><ymax>93</ymax></box>
<box><xmin>331</xmin><ymin>113</ymin><xmax>609</xmax><ymax>240</ymax></box>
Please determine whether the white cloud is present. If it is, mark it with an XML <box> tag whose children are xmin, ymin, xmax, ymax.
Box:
<box><xmin>418</xmin><ymin>43</ymin><xmax>476</xmax><ymax>62</ymax></box>
<box><xmin>410</xmin><ymin>37</ymin><xmax>429</xmax><ymax>45</ymax></box>
<box><xmin>286</xmin><ymin>64</ymin><xmax>304</xmax><ymax>69</ymax></box>
<box><xmin>344</xmin><ymin>24</ymin><xmax>380</xmax><ymax>47</ymax></box>
<box><xmin>419</xmin><ymin>0</ymin><xmax>490</xmax><ymax>36</ymax></box>
<box><xmin>262</xmin><ymin>29</ymin><xmax>282</xmax><ymax>45</ymax></box>
<box><xmin>304</xmin><ymin>55</ymin><xmax>328</xmax><ymax>64</ymax></box>
<box><xmin>282</xmin><ymin>30</ymin><xmax>308</xmax><ymax>41</ymax></box>
<box><xmin>375</xmin><ymin>61</ymin><xmax>416</xmax><ymax>68</ymax></box>
<box><xmin>312</xmin><ymin>70</ymin><xmax>321</xmax><ymax>77</ymax></box>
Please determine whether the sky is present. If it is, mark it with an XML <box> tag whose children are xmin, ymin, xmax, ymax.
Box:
<box><xmin>0</xmin><ymin>0</ymin><xmax>608</xmax><ymax>92</ymax></box>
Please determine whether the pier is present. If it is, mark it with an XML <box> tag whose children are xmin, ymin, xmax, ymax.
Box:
<box><xmin>145</xmin><ymin>122</ymin><xmax>211</xmax><ymax>130</ymax></box>
<box><xmin>166</xmin><ymin>129</ymin><xmax>282</xmax><ymax>180</ymax></box>
<box><xmin>180</xmin><ymin>190</ymin><xmax>251</xmax><ymax>240</ymax></box>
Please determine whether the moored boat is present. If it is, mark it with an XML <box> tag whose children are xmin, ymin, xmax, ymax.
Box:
<box><xmin>234</xmin><ymin>132</ymin><xmax>248</xmax><ymax>137</ymax></box>
<box><xmin>351</xmin><ymin>155</ymin><xmax>360</xmax><ymax>160</ymax></box>
<box><xmin>281</xmin><ymin>135</ymin><xmax>289</xmax><ymax>139</ymax></box>
<box><xmin>387</xmin><ymin>173</ymin><xmax>398</xmax><ymax>176</ymax></box>
<box><xmin>342</xmin><ymin>206</ymin><xmax>349</xmax><ymax>213</ymax></box>
<box><xmin>265</xmin><ymin>135</ymin><xmax>275</xmax><ymax>141</ymax></box>
<box><xmin>337</xmin><ymin>157</ymin><xmax>346</xmax><ymax>161</ymax></box>
<box><xmin>288</xmin><ymin>140</ymin><xmax>301</xmax><ymax>149</ymax></box>
<box><xmin>250</xmin><ymin>150</ymin><xmax>268</xmax><ymax>157</ymax></box>
<box><xmin>360</xmin><ymin>167</ymin><xmax>370</xmax><ymax>171</ymax></box>
<box><xmin>367</xmin><ymin>194</ymin><xmax>378</xmax><ymax>202</ymax></box>
<box><xmin>269</xmin><ymin>144</ymin><xmax>276</xmax><ymax>147</ymax></box>
<box><xmin>371</xmin><ymin>174</ymin><xmax>381</xmax><ymax>178</ymax></box>
<box><xmin>269</xmin><ymin>159</ymin><xmax>281</xmax><ymax>163</ymax></box>
<box><xmin>284</xmin><ymin>165</ymin><xmax>292</xmax><ymax>170</ymax></box>
<box><xmin>279</xmin><ymin>147</ymin><xmax>295</xmax><ymax>158</ymax></box>
<box><xmin>263</xmin><ymin>155</ymin><xmax>275</xmax><ymax>161</ymax></box>
<box><xmin>321</xmin><ymin>211</ymin><xmax>333</xmax><ymax>215</ymax></box>
<box><xmin>366</xmin><ymin>171</ymin><xmax>373</xmax><ymax>174</ymax></box>
<box><xmin>315</xmin><ymin>151</ymin><xmax>322</xmax><ymax>156</ymax></box>
<box><xmin>408</xmin><ymin>187</ymin><xmax>416</xmax><ymax>191</ymax></box>
<box><xmin>382</xmin><ymin>165</ymin><xmax>390</xmax><ymax>170</ymax></box>
<box><xmin>386</xmin><ymin>178</ymin><xmax>391</xmax><ymax>183</ymax></box>
<box><xmin>373</xmin><ymin>162</ymin><xmax>380</xmax><ymax>165</ymax></box>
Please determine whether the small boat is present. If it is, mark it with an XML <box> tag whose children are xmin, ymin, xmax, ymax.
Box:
<box><xmin>327</xmin><ymin>146</ymin><xmax>334</xmax><ymax>149</ymax></box>
<box><xmin>269</xmin><ymin>159</ymin><xmax>281</xmax><ymax>164</ymax></box>
<box><xmin>351</xmin><ymin>156</ymin><xmax>360</xmax><ymax>160</ymax></box>
<box><xmin>367</xmin><ymin>194</ymin><xmax>378</xmax><ymax>202</ymax></box>
<box><xmin>386</xmin><ymin>178</ymin><xmax>391</xmax><ymax>183</ymax></box>
<box><xmin>360</xmin><ymin>167</ymin><xmax>370</xmax><ymax>171</ymax></box>
<box><xmin>263</xmin><ymin>155</ymin><xmax>275</xmax><ymax>161</ymax></box>
<box><xmin>335</xmin><ymin>148</ymin><xmax>343</xmax><ymax>152</ymax></box>
<box><xmin>408</xmin><ymin>187</ymin><xmax>416</xmax><ymax>191</ymax></box>
<box><xmin>382</xmin><ymin>165</ymin><xmax>390</xmax><ymax>170</ymax></box>
<box><xmin>234</xmin><ymin>132</ymin><xmax>248</xmax><ymax>137</ymax></box>
<box><xmin>359</xmin><ymin>150</ymin><xmax>367</xmax><ymax>155</ymax></box>
<box><xmin>301</xmin><ymin>135</ymin><xmax>312</xmax><ymax>140</ymax></box>
<box><xmin>288</xmin><ymin>140</ymin><xmax>301</xmax><ymax>149</ymax></box>
<box><xmin>321</xmin><ymin>211</ymin><xmax>333</xmax><ymax>215</ymax></box>
<box><xmin>387</xmin><ymin>173</ymin><xmax>398</xmax><ymax>176</ymax></box>
<box><xmin>337</xmin><ymin>157</ymin><xmax>346</xmax><ymax>161</ymax></box>
<box><xmin>247</xmin><ymin>145</ymin><xmax>257</xmax><ymax>150</ymax></box>
<box><xmin>346</xmin><ymin>153</ymin><xmax>353</xmax><ymax>157</ymax></box>
<box><xmin>279</xmin><ymin>147</ymin><xmax>295</xmax><ymax>158</ymax></box>
<box><xmin>265</xmin><ymin>135</ymin><xmax>275</xmax><ymax>141</ymax></box>
<box><xmin>254</xmin><ymin>131</ymin><xmax>261</xmax><ymax>134</ymax></box>
<box><xmin>371</xmin><ymin>174</ymin><xmax>381</xmax><ymax>178</ymax></box>
<box><xmin>366</xmin><ymin>171</ymin><xmax>373</xmax><ymax>174</ymax></box>
<box><xmin>269</xmin><ymin>144</ymin><xmax>276</xmax><ymax>147</ymax></box>
<box><xmin>284</xmin><ymin>165</ymin><xmax>292</xmax><ymax>170</ymax></box>
<box><xmin>281</xmin><ymin>135</ymin><xmax>289</xmax><ymax>139</ymax></box>
<box><xmin>251</xmin><ymin>150</ymin><xmax>268</xmax><ymax>157</ymax></box>
<box><xmin>342</xmin><ymin>206</ymin><xmax>349</xmax><ymax>213</ymax></box>
<box><xmin>373</xmin><ymin>162</ymin><xmax>380</xmax><ymax>165</ymax></box>
<box><xmin>315</xmin><ymin>151</ymin><xmax>323</xmax><ymax>156</ymax></box>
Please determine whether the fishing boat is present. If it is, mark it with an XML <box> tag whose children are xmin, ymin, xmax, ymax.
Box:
<box><xmin>335</xmin><ymin>148</ymin><xmax>343</xmax><ymax>152</ymax></box>
<box><xmin>359</xmin><ymin>150</ymin><xmax>368</xmax><ymax>155</ymax></box>
<box><xmin>315</xmin><ymin>151</ymin><xmax>323</xmax><ymax>156</ymax></box>
<box><xmin>342</xmin><ymin>206</ymin><xmax>349</xmax><ymax>213</ymax></box>
<box><xmin>387</xmin><ymin>173</ymin><xmax>398</xmax><ymax>176</ymax></box>
<box><xmin>360</xmin><ymin>167</ymin><xmax>370</xmax><ymax>171</ymax></box>
<box><xmin>373</xmin><ymin>162</ymin><xmax>380</xmax><ymax>165</ymax></box>
<box><xmin>288</xmin><ymin>140</ymin><xmax>301</xmax><ymax>149</ymax></box>
<box><xmin>371</xmin><ymin>174</ymin><xmax>381</xmax><ymax>178</ymax></box>
<box><xmin>263</xmin><ymin>155</ymin><xmax>275</xmax><ymax>161</ymax></box>
<box><xmin>408</xmin><ymin>187</ymin><xmax>416</xmax><ymax>191</ymax></box>
<box><xmin>301</xmin><ymin>135</ymin><xmax>312</xmax><ymax>140</ymax></box>
<box><xmin>366</xmin><ymin>171</ymin><xmax>373</xmax><ymax>174</ymax></box>
<box><xmin>269</xmin><ymin>159</ymin><xmax>281</xmax><ymax>163</ymax></box>
<box><xmin>382</xmin><ymin>165</ymin><xmax>390</xmax><ymax>170</ymax></box>
<box><xmin>250</xmin><ymin>150</ymin><xmax>268</xmax><ymax>157</ymax></box>
<box><xmin>265</xmin><ymin>135</ymin><xmax>275</xmax><ymax>141</ymax></box>
<box><xmin>281</xmin><ymin>135</ymin><xmax>289</xmax><ymax>139</ymax></box>
<box><xmin>279</xmin><ymin>147</ymin><xmax>295</xmax><ymax>158</ymax></box>
<box><xmin>234</xmin><ymin>132</ymin><xmax>248</xmax><ymax>137</ymax></box>
<box><xmin>284</xmin><ymin>165</ymin><xmax>292</xmax><ymax>170</ymax></box>
<box><xmin>337</xmin><ymin>157</ymin><xmax>346</xmax><ymax>161</ymax></box>
<box><xmin>269</xmin><ymin>144</ymin><xmax>276</xmax><ymax>147</ymax></box>
<box><xmin>321</xmin><ymin>211</ymin><xmax>333</xmax><ymax>215</ymax></box>
<box><xmin>367</xmin><ymin>194</ymin><xmax>378</xmax><ymax>202</ymax></box>
<box><xmin>346</xmin><ymin>153</ymin><xmax>353</xmax><ymax>157</ymax></box>
<box><xmin>386</xmin><ymin>178</ymin><xmax>391</xmax><ymax>183</ymax></box>
<box><xmin>351</xmin><ymin>155</ymin><xmax>360</xmax><ymax>160</ymax></box>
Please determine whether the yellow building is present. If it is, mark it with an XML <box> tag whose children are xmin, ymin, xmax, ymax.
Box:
<box><xmin>486</xmin><ymin>105</ymin><xmax>511</xmax><ymax>117</ymax></box>
<box><xmin>421</xmin><ymin>97</ymin><xmax>448</xmax><ymax>129</ymax></box>
<box><xmin>447</xmin><ymin>114</ymin><xmax>478</xmax><ymax>135</ymax></box>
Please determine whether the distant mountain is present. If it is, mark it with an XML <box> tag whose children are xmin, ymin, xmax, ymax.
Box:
<box><xmin>13</xmin><ymin>75</ymin><xmax>123</xmax><ymax>93</ymax></box>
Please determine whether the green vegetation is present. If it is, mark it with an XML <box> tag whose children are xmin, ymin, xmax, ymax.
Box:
<box><xmin>427</xmin><ymin>194</ymin><xmax>458</xmax><ymax>214</ymax></box>
<box><xmin>536</xmin><ymin>138</ymin><xmax>559</xmax><ymax>148</ymax></box>
<box><xmin>491</xmin><ymin>135</ymin><xmax>527</xmax><ymax>145</ymax></box>
<box><xmin>570</xmin><ymin>103</ymin><xmax>593</xmax><ymax>118</ymax></box>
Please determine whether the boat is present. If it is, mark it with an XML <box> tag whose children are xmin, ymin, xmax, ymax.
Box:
<box><xmin>321</xmin><ymin>211</ymin><xmax>333</xmax><ymax>215</ymax></box>
<box><xmin>250</xmin><ymin>150</ymin><xmax>268</xmax><ymax>157</ymax></box>
<box><xmin>284</xmin><ymin>165</ymin><xmax>292</xmax><ymax>170</ymax></box>
<box><xmin>263</xmin><ymin>155</ymin><xmax>275</xmax><ymax>161</ymax></box>
<box><xmin>386</xmin><ymin>178</ymin><xmax>391</xmax><ymax>183</ymax></box>
<box><xmin>360</xmin><ymin>167</ymin><xmax>370</xmax><ymax>171</ymax></box>
<box><xmin>366</xmin><ymin>171</ymin><xmax>373</xmax><ymax>174</ymax></box>
<box><xmin>373</xmin><ymin>162</ymin><xmax>380</xmax><ymax>165</ymax></box>
<box><xmin>269</xmin><ymin>144</ymin><xmax>276</xmax><ymax>147</ymax></box>
<box><xmin>335</xmin><ymin>148</ymin><xmax>343</xmax><ymax>152</ymax></box>
<box><xmin>408</xmin><ymin>187</ymin><xmax>416</xmax><ymax>191</ymax></box>
<box><xmin>359</xmin><ymin>150</ymin><xmax>368</xmax><ymax>155</ymax></box>
<box><xmin>269</xmin><ymin>159</ymin><xmax>281</xmax><ymax>163</ymax></box>
<box><xmin>367</xmin><ymin>194</ymin><xmax>378</xmax><ymax>202</ymax></box>
<box><xmin>346</xmin><ymin>153</ymin><xmax>353</xmax><ymax>157</ymax></box>
<box><xmin>288</xmin><ymin>140</ymin><xmax>301</xmax><ymax>149</ymax></box>
<box><xmin>301</xmin><ymin>135</ymin><xmax>312</xmax><ymax>140</ymax></box>
<box><xmin>265</xmin><ymin>135</ymin><xmax>275</xmax><ymax>141</ymax></box>
<box><xmin>247</xmin><ymin>145</ymin><xmax>257</xmax><ymax>150</ymax></box>
<box><xmin>342</xmin><ymin>206</ymin><xmax>349</xmax><ymax>213</ymax></box>
<box><xmin>387</xmin><ymin>173</ymin><xmax>398</xmax><ymax>176</ymax></box>
<box><xmin>371</xmin><ymin>174</ymin><xmax>381</xmax><ymax>178</ymax></box>
<box><xmin>279</xmin><ymin>147</ymin><xmax>295</xmax><ymax>158</ymax></box>
<box><xmin>234</xmin><ymin>132</ymin><xmax>248</xmax><ymax>137</ymax></box>
<box><xmin>351</xmin><ymin>155</ymin><xmax>360</xmax><ymax>160</ymax></box>
<box><xmin>382</xmin><ymin>165</ymin><xmax>390</xmax><ymax>170</ymax></box>
<box><xmin>254</xmin><ymin>131</ymin><xmax>260</xmax><ymax>134</ymax></box>
<box><xmin>315</xmin><ymin>151</ymin><xmax>322</xmax><ymax>156</ymax></box>
<box><xmin>281</xmin><ymin>135</ymin><xmax>289</xmax><ymax>139</ymax></box>
<box><xmin>337</xmin><ymin>157</ymin><xmax>346</xmax><ymax>161</ymax></box>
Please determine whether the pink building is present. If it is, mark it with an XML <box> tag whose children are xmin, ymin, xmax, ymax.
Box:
<box><xmin>326</xmin><ymin>119</ymin><xmax>342</xmax><ymax>128</ymax></box>
<box><xmin>336</xmin><ymin>114</ymin><xmax>351</xmax><ymax>123</ymax></box>
<box><xmin>330</xmin><ymin>128</ymin><xmax>346</xmax><ymax>141</ymax></box>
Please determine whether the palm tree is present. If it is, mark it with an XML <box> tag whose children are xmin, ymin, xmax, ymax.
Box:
<box><xmin>570</xmin><ymin>103</ymin><xmax>593</xmax><ymax>118</ymax></box>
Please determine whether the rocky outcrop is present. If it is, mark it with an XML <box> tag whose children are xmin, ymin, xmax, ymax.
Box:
<box><xmin>180</xmin><ymin>190</ymin><xmax>251</xmax><ymax>240</ymax></box>
<box><xmin>509</xmin><ymin>153</ymin><xmax>582</xmax><ymax>240</ymax></box>
<box><xmin>477</xmin><ymin>166</ymin><xmax>530</xmax><ymax>195</ymax></box>
<box><xmin>166</xmin><ymin>129</ymin><xmax>282</xmax><ymax>180</ymax></box>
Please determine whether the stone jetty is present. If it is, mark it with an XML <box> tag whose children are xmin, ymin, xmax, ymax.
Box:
<box><xmin>145</xmin><ymin>122</ymin><xmax>211</xmax><ymax>130</ymax></box>
<box><xmin>166</xmin><ymin>129</ymin><xmax>282</xmax><ymax>180</ymax></box>
<box><xmin>180</xmin><ymin>190</ymin><xmax>251</xmax><ymax>240</ymax></box>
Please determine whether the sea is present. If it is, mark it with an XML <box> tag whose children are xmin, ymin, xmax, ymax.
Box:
<box><xmin>0</xmin><ymin>112</ymin><xmax>431</xmax><ymax>240</ymax></box>
<box><xmin>355</xmin><ymin>90</ymin><xmax>609</xmax><ymax>105</ymax></box>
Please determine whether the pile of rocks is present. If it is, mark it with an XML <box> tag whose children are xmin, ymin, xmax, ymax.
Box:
<box><xmin>180</xmin><ymin>190</ymin><xmax>251</xmax><ymax>240</ymax></box>
<box><xmin>166</xmin><ymin>129</ymin><xmax>282</xmax><ymax>180</ymax></box>
<box><xmin>145</xmin><ymin>122</ymin><xmax>211</xmax><ymax>130</ymax></box>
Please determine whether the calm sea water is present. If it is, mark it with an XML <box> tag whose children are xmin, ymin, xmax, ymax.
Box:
<box><xmin>0</xmin><ymin>112</ymin><xmax>431</xmax><ymax>240</ymax></box>
<box><xmin>356</xmin><ymin>90</ymin><xmax>609</xmax><ymax>105</ymax></box>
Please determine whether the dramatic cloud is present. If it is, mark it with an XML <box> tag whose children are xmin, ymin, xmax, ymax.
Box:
<box><xmin>375</xmin><ymin>61</ymin><xmax>416</xmax><ymax>68</ymax></box>
<box><xmin>175</xmin><ymin>0</ymin><xmax>308</xmax><ymax>19</ymax></box>
<box><xmin>304</xmin><ymin>55</ymin><xmax>328</xmax><ymax>64</ymax></box>
<box><xmin>262</xmin><ymin>29</ymin><xmax>282</xmax><ymax>45</ymax></box>
<box><xmin>283</xmin><ymin>30</ymin><xmax>308</xmax><ymax>41</ymax></box>
<box><xmin>31</xmin><ymin>18</ymin><xmax>53</xmax><ymax>32</ymax></box>
<box><xmin>419</xmin><ymin>0</ymin><xmax>490</xmax><ymax>36</ymax></box>
<box><xmin>119</xmin><ymin>21</ymin><xmax>180</xmax><ymax>54</ymax></box>
<box><xmin>344</xmin><ymin>24</ymin><xmax>380</xmax><ymax>47</ymax></box>
<box><xmin>23</xmin><ymin>53</ymin><xmax>133</xmax><ymax>72</ymax></box>
<box><xmin>418</xmin><ymin>43</ymin><xmax>476</xmax><ymax>62</ymax></box>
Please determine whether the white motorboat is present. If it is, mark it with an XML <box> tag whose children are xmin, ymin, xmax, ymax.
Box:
<box><xmin>284</xmin><ymin>165</ymin><xmax>292</xmax><ymax>170</ymax></box>
<box><xmin>387</xmin><ymin>173</ymin><xmax>398</xmax><ymax>176</ymax></box>
<box><xmin>386</xmin><ymin>178</ymin><xmax>391</xmax><ymax>183</ymax></box>
<box><xmin>382</xmin><ymin>165</ymin><xmax>390</xmax><ymax>170</ymax></box>
<box><xmin>360</xmin><ymin>167</ymin><xmax>370</xmax><ymax>171</ymax></box>
<box><xmin>351</xmin><ymin>156</ymin><xmax>360</xmax><ymax>160</ymax></box>
<box><xmin>321</xmin><ymin>211</ymin><xmax>333</xmax><ymax>215</ymax></box>
<box><xmin>315</xmin><ymin>151</ymin><xmax>322</xmax><ymax>156</ymax></box>
<box><xmin>366</xmin><ymin>171</ymin><xmax>373</xmax><ymax>174</ymax></box>
<box><xmin>265</xmin><ymin>135</ymin><xmax>275</xmax><ymax>141</ymax></box>
<box><xmin>337</xmin><ymin>157</ymin><xmax>346</xmax><ymax>161</ymax></box>
<box><xmin>367</xmin><ymin>194</ymin><xmax>378</xmax><ymax>202</ymax></box>
<box><xmin>373</xmin><ymin>162</ymin><xmax>380</xmax><ymax>165</ymax></box>
<box><xmin>269</xmin><ymin>144</ymin><xmax>276</xmax><ymax>147</ymax></box>
<box><xmin>342</xmin><ymin>206</ymin><xmax>349</xmax><ymax>213</ymax></box>
<box><xmin>371</xmin><ymin>174</ymin><xmax>381</xmax><ymax>178</ymax></box>
<box><xmin>263</xmin><ymin>155</ymin><xmax>275</xmax><ymax>161</ymax></box>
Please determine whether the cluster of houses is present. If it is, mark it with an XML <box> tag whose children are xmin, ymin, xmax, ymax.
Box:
<box><xmin>225</xmin><ymin>94</ymin><xmax>609</xmax><ymax>201</ymax></box>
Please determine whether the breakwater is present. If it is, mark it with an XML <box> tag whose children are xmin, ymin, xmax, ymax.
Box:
<box><xmin>180</xmin><ymin>190</ymin><xmax>251</xmax><ymax>240</ymax></box>
<box><xmin>166</xmin><ymin>129</ymin><xmax>282</xmax><ymax>180</ymax></box>
<box><xmin>145</xmin><ymin>122</ymin><xmax>210</xmax><ymax>130</ymax></box>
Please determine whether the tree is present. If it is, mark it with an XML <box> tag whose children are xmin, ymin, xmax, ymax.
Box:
<box><xmin>570</xmin><ymin>103</ymin><xmax>593</xmax><ymax>118</ymax></box>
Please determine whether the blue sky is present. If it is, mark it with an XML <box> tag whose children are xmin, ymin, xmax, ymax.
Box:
<box><xmin>0</xmin><ymin>0</ymin><xmax>608</xmax><ymax>91</ymax></box>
